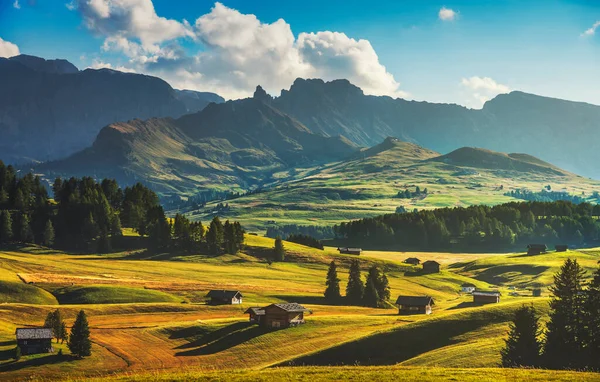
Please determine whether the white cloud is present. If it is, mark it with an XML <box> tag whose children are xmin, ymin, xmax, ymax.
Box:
<box><xmin>581</xmin><ymin>21</ymin><xmax>600</xmax><ymax>37</ymax></box>
<box><xmin>89</xmin><ymin>60</ymin><xmax>137</xmax><ymax>73</ymax></box>
<box><xmin>0</xmin><ymin>37</ymin><xmax>20</xmax><ymax>58</ymax></box>
<box><xmin>13</xmin><ymin>0</ymin><xmax>20</xmax><ymax>9</ymax></box>
<box><xmin>71</xmin><ymin>1</ymin><xmax>407</xmax><ymax>100</ymax></box>
<box><xmin>460</xmin><ymin>76</ymin><xmax>510</xmax><ymax>108</ymax></box>
<box><xmin>438</xmin><ymin>7</ymin><xmax>457</xmax><ymax>21</ymax></box>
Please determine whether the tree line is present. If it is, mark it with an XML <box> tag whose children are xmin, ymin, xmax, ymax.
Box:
<box><xmin>502</xmin><ymin>259</ymin><xmax>600</xmax><ymax>370</ymax></box>
<box><xmin>395</xmin><ymin>186</ymin><xmax>428</xmax><ymax>199</ymax></box>
<box><xmin>324</xmin><ymin>260</ymin><xmax>391</xmax><ymax>308</ymax></box>
<box><xmin>505</xmin><ymin>189</ymin><xmax>587</xmax><ymax>204</ymax></box>
<box><xmin>266</xmin><ymin>224</ymin><xmax>334</xmax><ymax>240</ymax></box>
<box><xmin>335</xmin><ymin>201</ymin><xmax>600</xmax><ymax>251</ymax></box>
<box><xmin>286</xmin><ymin>234</ymin><xmax>324</xmax><ymax>250</ymax></box>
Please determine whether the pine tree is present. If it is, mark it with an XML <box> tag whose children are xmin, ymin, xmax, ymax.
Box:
<box><xmin>17</xmin><ymin>213</ymin><xmax>34</xmax><ymax>243</ymax></box>
<box><xmin>42</xmin><ymin>220</ymin><xmax>55</xmax><ymax>247</ymax></box>
<box><xmin>273</xmin><ymin>236</ymin><xmax>285</xmax><ymax>261</ymax></box>
<box><xmin>44</xmin><ymin>309</ymin><xmax>66</xmax><ymax>344</ymax></box>
<box><xmin>346</xmin><ymin>260</ymin><xmax>364</xmax><ymax>304</ymax></box>
<box><xmin>501</xmin><ymin>305</ymin><xmax>542</xmax><ymax>367</ymax></box>
<box><xmin>543</xmin><ymin>258</ymin><xmax>587</xmax><ymax>369</ymax></box>
<box><xmin>363</xmin><ymin>277</ymin><xmax>380</xmax><ymax>307</ymax></box>
<box><xmin>324</xmin><ymin>261</ymin><xmax>341</xmax><ymax>302</ymax></box>
<box><xmin>378</xmin><ymin>272</ymin><xmax>391</xmax><ymax>303</ymax></box>
<box><xmin>206</xmin><ymin>216</ymin><xmax>224</xmax><ymax>255</ymax></box>
<box><xmin>584</xmin><ymin>261</ymin><xmax>600</xmax><ymax>370</ymax></box>
<box><xmin>68</xmin><ymin>310</ymin><xmax>91</xmax><ymax>358</ymax></box>
<box><xmin>0</xmin><ymin>210</ymin><xmax>12</xmax><ymax>243</ymax></box>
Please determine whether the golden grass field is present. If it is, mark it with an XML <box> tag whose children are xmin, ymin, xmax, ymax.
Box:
<box><xmin>0</xmin><ymin>236</ymin><xmax>598</xmax><ymax>381</ymax></box>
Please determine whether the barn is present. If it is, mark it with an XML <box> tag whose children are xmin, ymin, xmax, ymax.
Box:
<box><xmin>395</xmin><ymin>296</ymin><xmax>434</xmax><ymax>315</ymax></box>
<box><xmin>15</xmin><ymin>328</ymin><xmax>53</xmax><ymax>355</ymax></box>
<box><xmin>473</xmin><ymin>290</ymin><xmax>501</xmax><ymax>304</ymax></box>
<box><xmin>246</xmin><ymin>303</ymin><xmax>310</xmax><ymax>329</ymax></box>
<box><xmin>555</xmin><ymin>244</ymin><xmax>568</xmax><ymax>252</ymax></box>
<box><xmin>404</xmin><ymin>257</ymin><xmax>421</xmax><ymax>266</ymax></box>
<box><xmin>527</xmin><ymin>244</ymin><xmax>547</xmax><ymax>255</ymax></box>
<box><xmin>206</xmin><ymin>290</ymin><xmax>243</xmax><ymax>305</ymax></box>
<box><xmin>422</xmin><ymin>260</ymin><xmax>440</xmax><ymax>274</ymax></box>
<box><xmin>337</xmin><ymin>247</ymin><xmax>362</xmax><ymax>255</ymax></box>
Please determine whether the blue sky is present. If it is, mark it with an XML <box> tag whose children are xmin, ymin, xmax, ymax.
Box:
<box><xmin>0</xmin><ymin>0</ymin><xmax>599</xmax><ymax>107</ymax></box>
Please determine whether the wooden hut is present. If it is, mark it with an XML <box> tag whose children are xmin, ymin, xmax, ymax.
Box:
<box><xmin>337</xmin><ymin>247</ymin><xmax>362</xmax><ymax>255</ymax></box>
<box><xmin>395</xmin><ymin>296</ymin><xmax>434</xmax><ymax>315</ymax></box>
<box><xmin>422</xmin><ymin>260</ymin><xmax>441</xmax><ymax>274</ymax></box>
<box><xmin>472</xmin><ymin>291</ymin><xmax>501</xmax><ymax>304</ymax></box>
<box><xmin>404</xmin><ymin>257</ymin><xmax>421</xmax><ymax>266</ymax></box>
<box><xmin>244</xmin><ymin>307</ymin><xmax>265</xmax><ymax>325</ymax></box>
<box><xmin>532</xmin><ymin>288</ymin><xmax>542</xmax><ymax>297</ymax></box>
<box><xmin>15</xmin><ymin>328</ymin><xmax>53</xmax><ymax>355</ymax></box>
<box><xmin>527</xmin><ymin>244</ymin><xmax>547</xmax><ymax>255</ymax></box>
<box><xmin>461</xmin><ymin>283</ymin><xmax>476</xmax><ymax>293</ymax></box>
<box><xmin>206</xmin><ymin>290</ymin><xmax>243</xmax><ymax>305</ymax></box>
<box><xmin>555</xmin><ymin>244</ymin><xmax>568</xmax><ymax>252</ymax></box>
<box><xmin>261</xmin><ymin>303</ymin><xmax>310</xmax><ymax>329</ymax></box>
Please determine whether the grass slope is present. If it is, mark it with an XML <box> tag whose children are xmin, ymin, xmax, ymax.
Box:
<box><xmin>52</xmin><ymin>285</ymin><xmax>182</xmax><ymax>304</ymax></box>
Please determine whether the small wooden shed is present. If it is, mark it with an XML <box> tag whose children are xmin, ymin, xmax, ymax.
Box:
<box><xmin>555</xmin><ymin>244</ymin><xmax>568</xmax><ymax>252</ymax></box>
<box><xmin>261</xmin><ymin>303</ymin><xmax>310</xmax><ymax>329</ymax></box>
<box><xmin>206</xmin><ymin>290</ymin><xmax>243</xmax><ymax>305</ymax></box>
<box><xmin>527</xmin><ymin>244</ymin><xmax>547</xmax><ymax>255</ymax></box>
<box><xmin>422</xmin><ymin>260</ymin><xmax>441</xmax><ymax>274</ymax></box>
<box><xmin>404</xmin><ymin>257</ymin><xmax>421</xmax><ymax>266</ymax></box>
<box><xmin>473</xmin><ymin>290</ymin><xmax>501</xmax><ymax>304</ymax></box>
<box><xmin>337</xmin><ymin>247</ymin><xmax>362</xmax><ymax>255</ymax></box>
<box><xmin>461</xmin><ymin>283</ymin><xmax>476</xmax><ymax>293</ymax></box>
<box><xmin>15</xmin><ymin>328</ymin><xmax>53</xmax><ymax>355</ymax></box>
<box><xmin>244</xmin><ymin>307</ymin><xmax>265</xmax><ymax>325</ymax></box>
<box><xmin>395</xmin><ymin>296</ymin><xmax>434</xmax><ymax>315</ymax></box>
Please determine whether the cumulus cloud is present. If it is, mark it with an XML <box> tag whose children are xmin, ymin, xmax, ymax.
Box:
<box><xmin>13</xmin><ymin>0</ymin><xmax>20</xmax><ymax>9</ymax></box>
<box><xmin>89</xmin><ymin>59</ymin><xmax>137</xmax><ymax>73</ymax></box>
<box><xmin>70</xmin><ymin>1</ymin><xmax>406</xmax><ymax>99</ymax></box>
<box><xmin>438</xmin><ymin>7</ymin><xmax>457</xmax><ymax>21</ymax></box>
<box><xmin>0</xmin><ymin>37</ymin><xmax>20</xmax><ymax>58</ymax></box>
<box><xmin>461</xmin><ymin>76</ymin><xmax>510</xmax><ymax>108</ymax></box>
<box><xmin>581</xmin><ymin>21</ymin><xmax>600</xmax><ymax>37</ymax></box>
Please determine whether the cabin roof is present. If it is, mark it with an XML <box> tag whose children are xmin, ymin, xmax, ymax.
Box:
<box><xmin>15</xmin><ymin>328</ymin><xmax>53</xmax><ymax>340</ymax></box>
<box><xmin>527</xmin><ymin>244</ymin><xmax>547</xmax><ymax>249</ymax></box>
<box><xmin>206</xmin><ymin>290</ymin><xmax>242</xmax><ymax>299</ymax></box>
<box><xmin>422</xmin><ymin>260</ymin><xmax>440</xmax><ymax>266</ymax></box>
<box><xmin>473</xmin><ymin>290</ymin><xmax>501</xmax><ymax>297</ymax></box>
<box><xmin>404</xmin><ymin>257</ymin><xmax>420</xmax><ymax>262</ymax></box>
<box><xmin>395</xmin><ymin>295</ymin><xmax>434</xmax><ymax>306</ymax></box>
<box><xmin>461</xmin><ymin>283</ymin><xmax>476</xmax><ymax>288</ymax></box>
<box><xmin>266</xmin><ymin>303</ymin><xmax>309</xmax><ymax>313</ymax></box>
<box><xmin>244</xmin><ymin>307</ymin><xmax>265</xmax><ymax>316</ymax></box>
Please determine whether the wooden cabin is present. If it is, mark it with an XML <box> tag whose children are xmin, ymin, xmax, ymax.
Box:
<box><xmin>246</xmin><ymin>303</ymin><xmax>310</xmax><ymax>329</ymax></box>
<box><xmin>472</xmin><ymin>291</ymin><xmax>501</xmax><ymax>304</ymax></box>
<box><xmin>555</xmin><ymin>244</ymin><xmax>568</xmax><ymax>252</ymax></box>
<box><xmin>244</xmin><ymin>307</ymin><xmax>265</xmax><ymax>325</ymax></box>
<box><xmin>404</xmin><ymin>257</ymin><xmax>421</xmax><ymax>266</ymax></box>
<box><xmin>395</xmin><ymin>296</ymin><xmax>434</xmax><ymax>315</ymax></box>
<box><xmin>206</xmin><ymin>290</ymin><xmax>243</xmax><ymax>305</ymax></box>
<box><xmin>422</xmin><ymin>260</ymin><xmax>440</xmax><ymax>274</ymax></box>
<box><xmin>15</xmin><ymin>328</ymin><xmax>53</xmax><ymax>355</ymax></box>
<box><xmin>337</xmin><ymin>247</ymin><xmax>362</xmax><ymax>255</ymax></box>
<box><xmin>527</xmin><ymin>244</ymin><xmax>547</xmax><ymax>255</ymax></box>
<box><xmin>461</xmin><ymin>283</ymin><xmax>476</xmax><ymax>293</ymax></box>
<box><xmin>532</xmin><ymin>288</ymin><xmax>542</xmax><ymax>297</ymax></box>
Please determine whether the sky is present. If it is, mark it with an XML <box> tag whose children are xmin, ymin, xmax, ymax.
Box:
<box><xmin>0</xmin><ymin>0</ymin><xmax>599</xmax><ymax>108</ymax></box>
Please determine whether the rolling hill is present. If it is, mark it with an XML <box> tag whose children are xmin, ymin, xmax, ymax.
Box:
<box><xmin>0</xmin><ymin>55</ymin><xmax>223</xmax><ymax>164</ymax></box>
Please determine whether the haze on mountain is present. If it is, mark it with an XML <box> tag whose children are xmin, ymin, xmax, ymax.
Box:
<box><xmin>0</xmin><ymin>55</ymin><xmax>223</xmax><ymax>165</ymax></box>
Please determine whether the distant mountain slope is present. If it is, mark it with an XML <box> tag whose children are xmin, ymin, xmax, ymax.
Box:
<box><xmin>271</xmin><ymin>78</ymin><xmax>600</xmax><ymax>179</ymax></box>
<box><xmin>36</xmin><ymin>96</ymin><xmax>358</xmax><ymax>194</ymax></box>
<box><xmin>431</xmin><ymin>147</ymin><xmax>565</xmax><ymax>176</ymax></box>
<box><xmin>0</xmin><ymin>55</ymin><xmax>222</xmax><ymax>164</ymax></box>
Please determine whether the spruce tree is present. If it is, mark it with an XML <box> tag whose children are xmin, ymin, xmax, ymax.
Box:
<box><xmin>44</xmin><ymin>309</ymin><xmax>67</xmax><ymax>343</ymax></box>
<box><xmin>68</xmin><ymin>310</ymin><xmax>91</xmax><ymax>358</ymax></box>
<box><xmin>346</xmin><ymin>260</ymin><xmax>364</xmax><ymax>304</ymax></box>
<box><xmin>17</xmin><ymin>213</ymin><xmax>34</xmax><ymax>243</ymax></box>
<box><xmin>206</xmin><ymin>216</ymin><xmax>224</xmax><ymax>255</ymax></box>
<box><xmin>584</xmin><ymin>261</ymin><xmax>600</xmax><ymax>370</ymax></box>
<box><xmin>273</xmin><ymin>236</ymin><xmax>285</xmax><ymax>261</ymax></box>
<box><xmin>324</xmin><ymin>261</ymin><xmax>341</xmax><ymax>302</ymax></box>
<box><xmin>543</xmin><ymin>258</ymin><xmax>587</xmax><ymax>369</ymax></box>
<box><xmin>0</xmin><ymin>210</ymin><xmax>12</xmax><ymax>243</ymax></box>
<box><xmin>42</xmin><ymin>220</ymin><xmax>55</xmax><ymax>247</ymax></box>
<box><xmin>363</xmin><ymin>277</ymin><xmax>380</xmax><ymax>308</ymax></box>
<box><xmin>501</xmin><ymin>305</ymin><xmax>542</xmax><ymax>367</ymax></box>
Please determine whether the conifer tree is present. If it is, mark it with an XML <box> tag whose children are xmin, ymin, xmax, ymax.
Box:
<box><xmin>44</xmin><ymin>309</ymin><xmax>67</xmax><ymax>344</ymax></box>
<box><xmin>0</xmin><ymin>210</ymin><xmax>12</xmax><ymax>243</ymax></box>
<box><xmin>584</xmin><ymin>261</ymin><xmax>600</xmax><ymax>370</ymax></box>
<box><xmin>543</xmin><ymin>258</ymin><xmax>587</xmax><ymax>369</ymax></box>
<box><xmin>324</xmin><ymin>261</ymin><xmax>341</xmax><ymax>302</ymax></box>
<box><xmin>346</xmin><ymin>260</ymin><xmax>364</xmax><ymax>304</ymax></box>
<box><xmin>363</xmin><ymin>266</ymin><xmax>390</xmax><ymax>307</ymax></box>
<box><xmin>206</xmin><ymin>216</ymin><xmax>224</xmax><ymax>255</ymax></box>
<box><xmin>42</xmin><ymin>220</ymin><xmax>55</xmax><ymax>247</ymax></box>
<box><xmin>273</xmin><ymin>236</ymin><xmax>285</xmax><ymax>261</ymax></box>
<box><xmin>501</xmin><ymin>305</ymin><xmax>542</xmax><ymax>367</ymax></box>
<box><xmin>363</xmin><ymin>277</ymin><xmax>380</xmax><ymax>308</ymax></box>
<box><xmin>68</xmin><ymin>310</ymin><xmax>91</xmax><ymax>358</ymax></box>
<box><xmin>17</xmin><ymin>213</ymin><xmax>34</xmax><ymax>243</ymax></box>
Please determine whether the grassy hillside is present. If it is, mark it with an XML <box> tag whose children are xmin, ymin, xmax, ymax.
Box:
<box><xmin>52</xmin><ymin>285</ymin><xmax>182</xmax><ymax>304</ymax></box>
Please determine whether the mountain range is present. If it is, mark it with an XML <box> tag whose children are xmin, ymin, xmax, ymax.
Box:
<box><xmin>0</xmin><ymin>55</ymin><xmax>223</xmax><ymax>164</ymax></box>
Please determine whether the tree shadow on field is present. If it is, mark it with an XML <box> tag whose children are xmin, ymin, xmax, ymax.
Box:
<box><xmin>447</xmin><ymin>301</ymin><xmax>488</xmax><ymax>310</ymax></box>
<box><xmin>174</xmin><ymin>323</ymin><xmax>267</xmax><ymax>356</ymax></box>
<box><xmin>272</xmin><ymin>295</ymin><xmax>331</xmax><ymax>306</ymax></box>
<box><xmin>0</xmin><ymin>353</ymin><xmax>76</xmax><ymax>372</ymax></box>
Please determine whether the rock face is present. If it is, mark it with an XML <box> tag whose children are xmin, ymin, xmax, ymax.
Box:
<box><xmin>0</xmin><ymin>55</ymin><xmax>222</xmax><ymax>164</ymax></box>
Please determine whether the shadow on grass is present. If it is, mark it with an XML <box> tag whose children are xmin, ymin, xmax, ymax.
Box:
<box><xmin>447</xmin><ymin>301</ymin><xmax>490</xmax><ymax>310</ymax></box>
<box><xmin>404</xmin><ymin>270</ymin><xmax>439</xmax><ymax>277</ymax></box>
<box><xmin>0</xmin><ymin>354</ymin><xmax>76</xmax><ymax>372</ymax></box>
<box><xmin>174</xmin><ymin>322</ymin><xmax>267</xmax><ymax>356</ymax></box>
